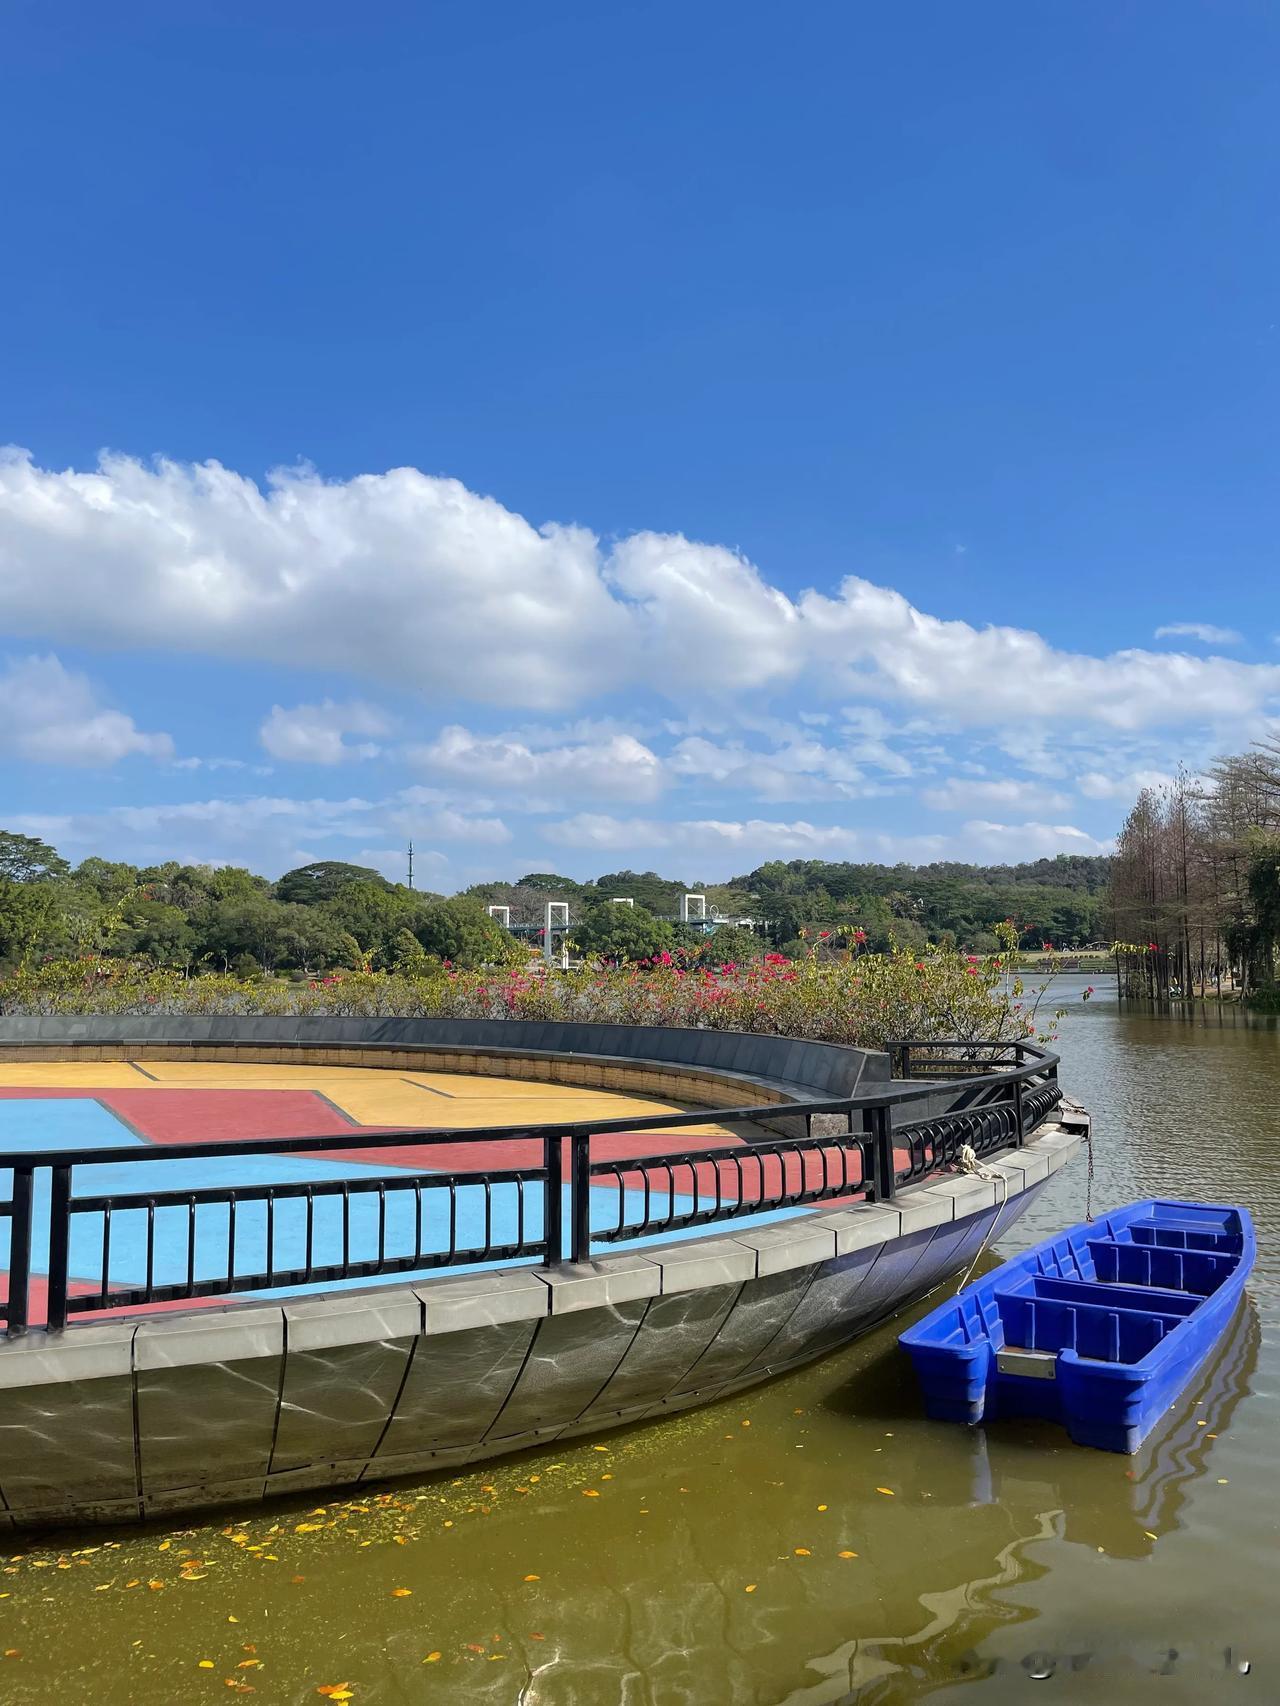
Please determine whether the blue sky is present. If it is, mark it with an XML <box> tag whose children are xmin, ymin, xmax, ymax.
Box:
<box><xmin>1</xmin><ymin>1</ymin><xmax>1277</xmax><ymax>886</ymax></box>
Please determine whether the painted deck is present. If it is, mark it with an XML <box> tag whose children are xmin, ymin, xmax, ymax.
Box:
<box><xmin>0</xmin><ymin>1063</ymin><xmax>819</xmax><ymax>1316</ymax></box>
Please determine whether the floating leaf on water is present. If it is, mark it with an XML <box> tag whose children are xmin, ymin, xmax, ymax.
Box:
<box><xmin>875</xmin><ymin>1488</ymin><xmax>894</xmax><ymax>1496</ymax></box>
<box><xmin>424</xmin><ymin>1652</ymin><xmax>441</xmax><ymax>1663</ymax></box>
<box><xmin>838</xmin><ymin>1550</ymin><xmax>858</xmax><ymax>1559</ymax></box>
<box><xmin>817</xmin><ymin>1504</ymin><xmax>827</xmax><ymax>1512</ymax></box>
<box><xmin>523</xmin><ymin>1574</ymin><xmax>540</xmax><ymax>1582</ymax></box>
<box><xmin>744</xmin><ymin>1584</ymin><xmax>757</xmax><ymax>1593</ymax></box>
<box><xmin>582</xmin><ymin>1490</ymin><xmax>600</xmax><ymax>1498</ymax></box>
<box><xmin>793</xmin><ymin>1548</ymin><xmax>811</xmax><ymax>1557</ymax></box>
<box><xmin>392</xmin><ymin>1588</ymin><xmax>412</xmax><ymax>1597</ymax></box>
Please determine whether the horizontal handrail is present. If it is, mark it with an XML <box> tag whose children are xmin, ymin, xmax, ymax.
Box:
<box><xmin>0</xmin><ymin>1036</ymin><xmax>1062</xmax><ymax>1335</ymax></box>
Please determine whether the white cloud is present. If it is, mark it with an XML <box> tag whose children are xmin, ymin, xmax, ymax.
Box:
<box><xmin>0</xmin><ymin>449</ymin><xmax>626</xmax><ymax>712</ymax></box>
<box><xmin>411</xmin><ymin>724</ymin><xmax>663</xmax><ymax>801</ymax></box>
<box><xmin>3</xmin><ymin>449</ymin><xmax>1277</xmax><ymax>732</ymax></box>
<box><xmin>0</xmin><ymin>654</ymin><xmax>172</xmax><ymax>766</ymax></box>
<box><xmin>1154</xmin><ymin>622</ymin><xmax>1242</xmax><ymax>646</ymax></box>
<box><xmin>1075</xmin><ymin>768</ymin><xmax>1175</xmax><ymax>801</ymax></box>
<box><xmin>540</xmin><ymin>812</ymin><xmax>947</xmax><ymax>863</ymax></box>
<box><xmin>800</xmin><ymin>581</ymin><xmax>1278</xmax><ymax>730</ymax></box>
<box><xmin>260</xmin><ymin>699</ymin><xmax>390</xmax><ymax>764</ymax></box>
<box><xmin>959</xmin><ymin>819</ymin><xmax>1116</xmax><ymax>858</ymax></box>
<box><xmin>922</xmin><ymin>777</ymin><xmax>1071</xmax><ymax>814</ymax></box>
<box><xmin>9</xmin><ymin>787</ymin><xmax>509</xmax><ymax>874</ymax></box>
<box><xmin>667</xmin><ymin>733</ymin><xmax>898</xmax><ymax>802</ymax></box>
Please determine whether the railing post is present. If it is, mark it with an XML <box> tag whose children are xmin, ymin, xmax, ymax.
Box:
<box><xmin>1012</xmin><ymin>1078</ymin><xmax>1025</xmax><ymax>1148</ymax></box>
<box><xmin>543</xmin><ymin>1131</ymin><xmax>563</xmax><ymax>1264</ymax></box>
<box><xmin>46</xmin><ymin>1164</ymin><xmax>72</xmax><ymax>1333</ymax></box>
<box><xmin>868</xmin><ymin>1104</ymin><xmax>896</xmax><ymax>1202</ymax></box>
<box><xmin>569</xmin><ymin>1133</ymin><xmax>592</xmax><ymax>1264</ymax></box>
<box><xmin>6</xmin><ymin>1165</ymin><xmax>35</xmax><ymax>1337</ymax></box>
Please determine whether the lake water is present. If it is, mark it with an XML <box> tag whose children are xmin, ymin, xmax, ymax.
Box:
<box><xmin>4</xmin><ymin>979</ymin><xmax>1278</xmax><ymax>1704</ymax></box>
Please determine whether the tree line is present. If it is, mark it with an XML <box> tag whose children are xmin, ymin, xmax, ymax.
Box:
<box><xmin>1110</xmin><ymin>740</ymin><xmax>1280</xmax><ymax>999</ymax></box>
<box><xmin>0</xmin><ymin>831</ymin><xmax>1116</xmax><ymax>979</ymax></box>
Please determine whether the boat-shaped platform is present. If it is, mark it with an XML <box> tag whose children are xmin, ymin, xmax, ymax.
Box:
<box><xmin>900</xmin><ymin>1198</ymin><xmax>1254</xmax><ymax>1453</ymax></box>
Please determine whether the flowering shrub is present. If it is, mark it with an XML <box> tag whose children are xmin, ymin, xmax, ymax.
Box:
<box><xmin>0</xmin><ymin>931</ymin><xmax>1064</xmax><ymax>1050</ymax></box>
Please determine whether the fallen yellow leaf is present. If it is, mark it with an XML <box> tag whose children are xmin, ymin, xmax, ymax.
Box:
<box><xmin>838</xmin><ymin>1550</ymin><xmax>858</xmax><ymax>1559</ymax></box>
<box><xmin>582</xmin><ymin>1489</ymin><xmax>600</xmax><ymax>1498</ymax></box>
<box><xmin>199</xmin><ymin>1660</ymin><xmax>214</xmax><ymax>1668</ymax></box>
<box><xmin>817</xmin><ymin>1504</ymin><xmax>828</xmax><ymax>1512</ymax></box>
<box><xmin>793</xmin><ymin>1548</ymin><xmax>811</xmax><ymax>1557</ymax></box>
<box><xmin>523</xmin><ymin>1574</ymin><xmax>540</xmax><ymax>1582</ymax></box>
<box><xmin>392</xmin><ymin>1587</ymin><xmax>412</xmax><ymax>1597</ymax></box>
<box><xmin>424</xmin><ymin>1652</ymin><xmax>441</xmax><ymax>1663</ymax></box>
<box><xmin>744</xmin><ymin>1584</ymin><xmax>757</xmax><ymax>1593</ymax></box>
<box><xmin>875</xmin><ymin>1487</ymin><xmax>894</xmax><ymax>1496</ymax></box>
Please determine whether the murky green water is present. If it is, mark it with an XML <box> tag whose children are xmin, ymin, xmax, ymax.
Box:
<box><xmin>4</xmin><ymin>982</ymin><xmax>1278</xmax><ymax>1704</ymax></box>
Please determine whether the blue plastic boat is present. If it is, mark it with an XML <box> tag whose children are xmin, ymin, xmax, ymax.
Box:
<box><xmin>899</xmin><ymin>1198</ymin><xmax>1255</xmax><ymax>1453</ymax></box>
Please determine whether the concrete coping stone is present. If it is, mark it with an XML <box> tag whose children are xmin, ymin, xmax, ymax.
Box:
<box><xmin>895</xmin><ymin>1189</ymin><xmax>960</xmax><ymax>1232</ymax></box>
<box><xmin>648</xmin><ymin>1234</ymin><xmax>759</xmax><ymax>1293</ymax></box>
<box><xmin>728</xmin><ymin>1220</ymin><xmax>839</xmax><ymax>1276</ymax></box>
<box><xmin>412</xmin><ymin>1266</ymin><xmax>549</xmax><ymax>1336</ymax></box>
<box><xmin>928</xmin><ymin>1175</ymin><xmax>1001</xmax><ymax>1214</ymax></box>
<box><xmin>133</xmin><ymin>1303</ymin><xmax>285</xmax><ymax>1370</ymax></box>
<box><xmin>810</xmin><ymin>1203</ymin><xmax>903</xmax><ymax>1255</ymax></box>
<box><xmin>534</xmin><ymin>1254</ymin><xmax>661</xmax><ymax>1315</ymax></box>
<box><xmin>282</xmin><ymin>1287</ymin><xmax>423</xmax><ymax>1351</ymax></box>
<box><xmin>0</xmin><ymin>1320</ymin><xmax>136</xmax><ymax>1389</ymax></box>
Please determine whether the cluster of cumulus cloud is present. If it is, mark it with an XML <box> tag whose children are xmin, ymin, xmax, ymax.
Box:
<box><xmin>1</xmin><ymin>448</ymin><xmax>1275</xmax><ymax>875</ymax></box>
<box><xmin>2</xmin><ymin>447</ymin><xmax>1275</xmax><ymax>729</ymax></box>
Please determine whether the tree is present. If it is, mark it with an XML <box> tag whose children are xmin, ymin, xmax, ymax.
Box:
<box><xmin>275</xmin><ymin>861</ymin><xmax>391</xmax><ymax>905</ymax></box>
<box><xmin>701</xmin><ymin>924</ymin><xmax>761</xmax><ymax>966</ymax></box>
<box><xmin>0</xmin><ymin>831</ymin><xmax>70</xmax><ymax>883</ymax></box>
<box><xmin>413</xmin><ymin>898</ymin><xmax>517</xmax><ymax>968</ymax></box>
<box><xmin>572</xmin><ymin>902</ymin><xmax>674</xmax><ymax>963</ymax></box>
<box><xmin>74</xmin><ymin>856</ymin><xmax>141</xmax><ymax>902</ymax></box>
<box><xmin>0</xmin><ymin>877</ymin><xmax>60</xmax><ymax>963</ymax></box>
<box><xmin>589</xmin><ymin>870</ymin><xmax>683</xmax><ymax>913</ymax></box>
<box><xmin>515</xmin><ymin>872</ymin><xmax>584</xmax><ymax>895</ymax></box>
<box><xmin>111</xmin><ymin>899</ymin><xmax>196</xmax><ymax>968</ymax></box>
<box><xmin>321</xmin><ymin>881</ymin><xmax>415</xmax><ymax>960</ymax></box>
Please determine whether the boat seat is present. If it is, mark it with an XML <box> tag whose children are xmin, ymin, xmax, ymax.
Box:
<box><xmin>995</xmin><ymin>1292</ymin><xmax>1184</xmax><ymax>1363</ymax></box>
<box><xmin>1025</xmin><ymin>1275</ymin><xmax>1201</xmax><ymax>1315</ymax></box>
<box><xmin>1125</xmin><ymin>1219</ymin><xmax>1244</xmax><ymax>1255</ymax></box>
<box><xmin>1085</xmin><ymin>1237</ymin><xmax>1233</xmax><ymax>1297</ymax></box>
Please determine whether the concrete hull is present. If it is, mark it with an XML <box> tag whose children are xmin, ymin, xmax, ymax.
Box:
<box><xmin>0</xmin><ymin>1117</ymin><xmax>1083</xmax><ymax>1528</ymax></box>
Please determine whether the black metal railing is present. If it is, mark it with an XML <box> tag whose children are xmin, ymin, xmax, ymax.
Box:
<box><xmin>0</xmin><ymin>1037</ymin><xmax>1060</xmax><ymax>1336</ymax></box>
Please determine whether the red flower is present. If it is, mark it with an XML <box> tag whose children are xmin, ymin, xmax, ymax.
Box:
<box><xmin>1147</xmin><ymin>942</ymin><xmax>1158</xmax><ymax>952</ymax></box>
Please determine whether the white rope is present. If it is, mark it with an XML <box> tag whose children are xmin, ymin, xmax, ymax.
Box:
<box><xmin>953</xmin><ymin>1142</ymin><xmax>1012</xmax><ymax>1292</ymax></box>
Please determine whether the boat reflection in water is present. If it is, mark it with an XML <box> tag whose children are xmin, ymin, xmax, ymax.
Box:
<box><xmin>801</xmin><ymin>1299</ymin><xmax>1260</xmax><ymax>1704</ymax></box>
